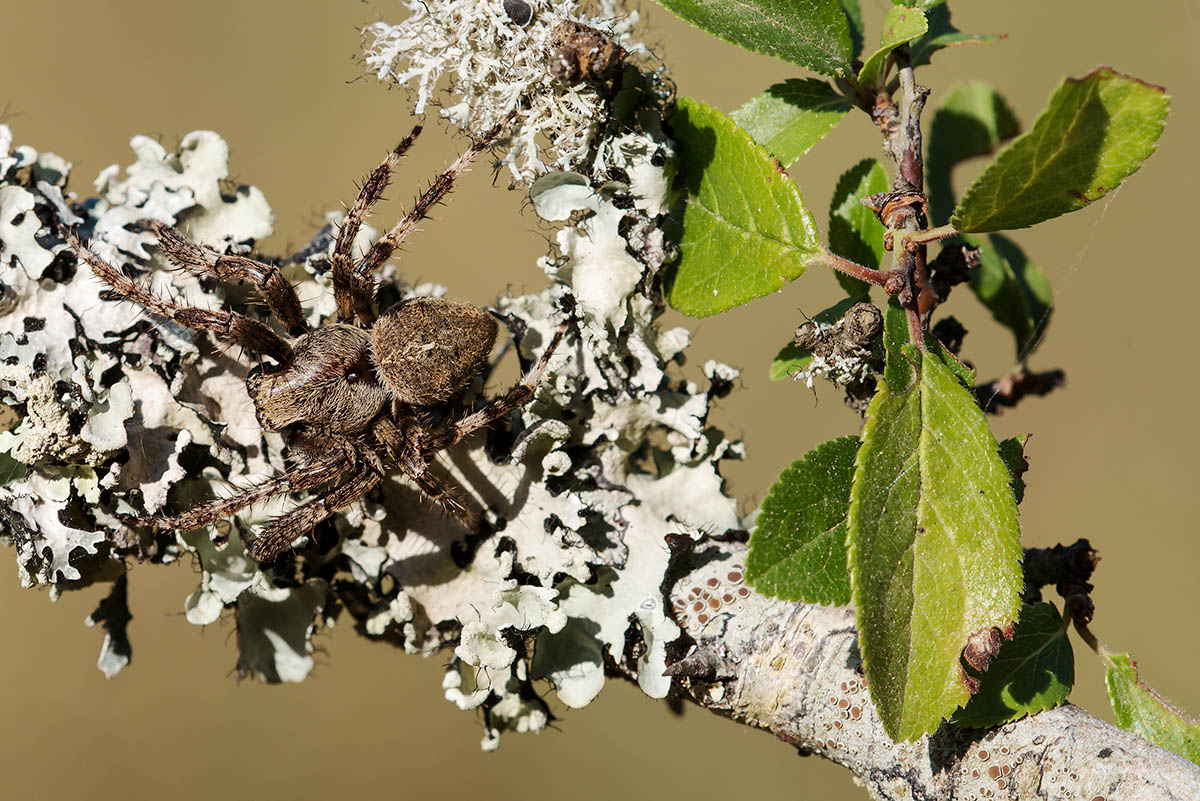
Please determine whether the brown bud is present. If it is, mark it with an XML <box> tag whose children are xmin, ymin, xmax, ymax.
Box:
<box><xmin>963</xmin><ymin>626</ymin><xmax>1007</xmax><ymax>675</ymax></box>
<box><xmin>883</xmin><ymin>271</ymin><xmax>906</xmax><ymax>296</ymax></box>
<box><xmin>547</xmin><ymin>21</ymin><xmax>625</xmax><ymax>85</ymax></box>
<box><xmin>844</xmin><ymin>302</ymin><xmax>882</xmax><ymax>347</ymax></box>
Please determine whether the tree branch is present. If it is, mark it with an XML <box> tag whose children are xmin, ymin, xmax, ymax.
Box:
<box><xmin>653</xmin><ymin>540</ymin><xmax>1200</xmax><ymax>801</ymax></box>
<box><xmin>1</xmin><ymin>9</ymin><xmax>1195</xmax><ymax>797</ymax></box>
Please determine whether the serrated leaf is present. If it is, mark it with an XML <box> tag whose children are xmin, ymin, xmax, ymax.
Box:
<box><xmin>746</xmin><ymin>436</ymin><xmax>857</xmax><ymax>604</ymax></box>
<box><xmin>829</xmin><ymin>158</ymin><xmax>888</xmax><ymax>296</ymax></box>
<box><xmin>924</xmin><ymin>87</ymin><xmax>1054</xmax><ymax>357</ymax></box>
<box><xmin>770</xmin><ymin>295</ymin><xmax>866</xmax><ymax>380</ymax></box>
<box><xmin>910</xmin><ymin>5</ymin><xmax>1001</xmax><ymax>74</ymax></box>
<box><xmin>927</xmin><ymin>82</ymin><xmax>1020</xmax><ymax>223</ymax></box>
<box><xmin>968</xmin><ymin>233</ymin><xmax>1052</xmax><ymax>359</ymax></box>
<box><xmin>857</xmin><ymin>6</ymin><xmax>928</xmax><ymax>87</ymax></box>
<box><xmin>953</xmin><ymin>602</ymin><xmax>1073</xmax><ymax>728</ymax></box>
<box><xmin>952</xmin><ymin>68</ymin><xmax>1169</xmax><ymax>233</ymax></box>
<box><xmin>848</xmin><ymin>348</ymin><xmax>1023</xmax><ymax>741</ymax></box>
<box><xmin>653</xmin><ymin>0</ymin><xmax>852</xmax><ymax>77</ymax></box>
<box><xmin>732</xmin><ymin>79</ymin><xmax>851</xmax><ymax>167</ymax></box>
<box><xmin>882</xmin><ymin>298</ymin><xmax>972</xmax><ymax>391</ymax></box>
<box><xmin>934</xmin><ymin>341</ymin><xmax>974</xmax><ymax>388</ymax></box>
<box><xmin>669</xmin><ymin>96</ymin><xmax>822</xmax><ymax>317</ymax></box>
<box><xmin>997</xmin><ymin>434</ymin><xmax>1029</xmax><ymax>504</ymax></box>
<box><xmin>839</xmin><ymin>0</ymin><xmax>864</xmax><ymax>59</ymax></box>
<box><xmin>1106</xmin><ymin>652</ymin><xmax>1200</xmax><ymax>765</ymax></box>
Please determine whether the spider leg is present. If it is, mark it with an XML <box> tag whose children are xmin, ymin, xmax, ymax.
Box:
<box><xmin>145</xmin><ymin>445</ymin><xmax>358</xmax><ymax>531</ymax></box>
<box><xmin>373</xmin><ymin>416</ymin><xmax>472</xmax><ymax>524</ymax></box>
<box><xmin>348</xmin><ymin>118</ymin><xmax>511</xmax><ymax>325</ymax></box>
<box><xmin>420</xmin><ymin>323</ymin><xmax>566</xmax><ymax>453</ymax></box>
<box><xmin>332</xmin><ymin>126</ymin><xmax>423</xmax><ymax>323</ymax></box>
<box><xmin>138</xmin><ymin>219</ymin><xmax>310</xmax><ymax>336</ymax></box>
<box><xmin>67</xmin><ymin>231</ymin><xmax>292</xmax><ymax>364</ymax></box>
<box><xmin>403</xmin><ymin>457</ymin><xmax>473</xmax><ymax>523</ymax></box>
<box><xmin>248</xmin><ymin>449</ymin><xmax>385</xmax><ymax>563</ymax></box>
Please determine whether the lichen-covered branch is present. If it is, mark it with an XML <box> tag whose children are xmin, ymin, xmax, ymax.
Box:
<box><xmin>1</xmin><ymin>2</ymin><xmax>1195</xmax><ymax>797</ymax></box>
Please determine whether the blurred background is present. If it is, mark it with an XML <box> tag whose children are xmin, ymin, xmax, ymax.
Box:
<box><xmin>2</xmin><ymin>1</ymin><xmax>1197</xmax><ymax>798</ymax></box>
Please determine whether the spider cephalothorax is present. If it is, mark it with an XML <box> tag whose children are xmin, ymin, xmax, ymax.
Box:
<box><xmin>67</xmin><ymin>122</ymin><xmax>563</xmax><ymax>562</ymax></box>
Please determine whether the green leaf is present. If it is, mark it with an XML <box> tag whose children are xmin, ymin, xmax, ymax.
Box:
<box><xmin>770</xmin><ymin>295</ymin><xmax>867</xmax><ymax>380</ymax></box>
<box><xmin>769</xmin><ymin>343</ymin><xmax>812</xmax><ymax>381</ymax></box>
<box><xmin>968</xmin><ymin>233</ymin><xmax>1053</xmax><ymax>359</ymax></box>
<box><xmin>1106</xmin><ymin>652</ymin><xmax>1200</xmax><ymax>765</ymax></box>
<box><xmin>933</xmin><ymin>340</ymin><xmax>975</xmax><ymax>389</ymax></box>
<box><xmin>910</xmin><ymin>5</ymin><xmax>1001</xmax><ymax>73</ymax></box>
<box><xmin>857</xmin><ymin>5</ymin><xmax>928</xmax><ymax>87</ymax></box>
<box><xmin>882</xmin><ymin>298</ymin><xmax>971</xmax><ymax>391</ymax></box>
<box><xmin>926</xmin><ymin>82</ymin><xmax>1020</xmax><ymax>224</ymax></box>
<box><xmin>0</xmin><ymin>451</ymin><xmax>25</xmax><ymax>486</ymax></box>
<box><xmin>952</xmin><ymin>68</ymin><xmax>1169</xmax><ymax>233</ymax></box>
<box><xmin>892</xmin><ymin>0</ymin><xmax>944</xmax><ymax>8</ymax></box>
<box><xmin>653</xmin><ymin>0</ymin><xmax>853</xmax><ymax>77</ymax></box>
<box><xmin>732</xmin><ymin>79</ymin><xmax>851</xmax><ymax>167</ymax></box>
<box><xmin>848</xmin><ymin>349</ymin><xmax>1023</xmax><ymax>740</ymax></box>
<box><xmin>997</xmin><ymin>435</ymin><xmax>1029</xmax><ymax>504</ymax></box>
<box><xmin>668</xmin><ymin>96</ymin><xmax>822</xmax><ymax>317</ymax></box>
<box><xmin>924</xmin><ymin>87</ymin><xmax>1054</xmax><ymax>357</ymax></box>
<box><xmin>839</xmin><ymin>0</ymin><xmax>864</xmax><ymax>59</ymax></box>
<box><xmin>829</xmin><ymin>159</ymin><xmax>889</xmax><ymax>296</ymax></box>
<box><xmin>746</xmin><ymin>436</ymin><xmax>858</xmax><ymax>605</ymax></box>
<box><xmin>882</xmin><ymin>298</ymin><xmax>916</xmax><ymax>391</ymax></box>
<box><xmin>954</xmin><ymin>602</ymin><xmax>1073</xmax><ymax>728</ymax></box>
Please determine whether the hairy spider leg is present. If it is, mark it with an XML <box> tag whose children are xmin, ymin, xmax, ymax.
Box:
<box><xmin>138</xmin><ymin>219</ymin><xmax>310</xmax><ymax>336</ymax></box>
<box><xmin>331</xmin><ymin>126</ymin><xmax>424</xmax><ymax>323</ymax></box>
<box><xmin>373</xmin><ymin>415</ymin><xmax>472</xmax><ymax>524</ymax></box>
<box><xmin>144</xmin><ymin>444</ymin><xmax>359</xmax><ymax>532</ymax></box>
<box><xmin>67</xmin><ymin>231</ymin><xmax>292</xmax><ymax>364</ymax></box>
<box><xmin>248</xmin><ymin>450</ymin><xmax>385</xmax><ymax>562</ymax></box>
<box><xmin>420</xmin><ymin>323</ymin><xmax>566</xmax><ymax>453</ymax></box>
<box><xmin>348</xmin><ymin>118</ymin><xmax>511</xmax><ymax>325</ymax></box>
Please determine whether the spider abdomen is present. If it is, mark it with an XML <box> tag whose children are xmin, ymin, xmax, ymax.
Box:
<box><xmin>372</xmin><ymin>297</ymin><xmax>498</xmax><ymax>406</ymax></box>
<box><xmin>247</xmin><ymin>324</ymin><xmax>388</xmax><ymax>433</ymax></box>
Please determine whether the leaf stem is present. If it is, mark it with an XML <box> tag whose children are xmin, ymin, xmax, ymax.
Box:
<box><xmin>1072</xmin><ymin>617</ymin><xmax>1106</xmax><ymax>658</ymax></box>
<box><xmin>816</xmin><ymin>249</ymin><xmax>892</xmax><ymax>287</ymax></box>
<box><xmin>902</xmin><ymin>224</ymin><xmax>958</xmax><ymax>251</ymax></box>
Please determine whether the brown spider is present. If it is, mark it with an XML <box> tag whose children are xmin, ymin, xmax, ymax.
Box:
<box><xmin>67</xmin><ymin>122</ymin><xmax>564</xmax><ymax>563</ymax></box>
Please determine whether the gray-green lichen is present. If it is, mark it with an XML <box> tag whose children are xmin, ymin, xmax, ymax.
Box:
<box><xmin>0</xmin><ymin>59</ymin><xmax>744</xmax><ymax>747</ymax></box>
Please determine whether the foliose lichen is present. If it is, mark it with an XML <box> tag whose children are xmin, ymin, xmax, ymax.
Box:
<box><xmin>1</xmin><ymin>4</ymin><xmax>744</xmax><ymax>750</ymax></box>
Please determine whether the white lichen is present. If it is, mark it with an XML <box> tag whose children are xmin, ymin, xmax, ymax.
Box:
<box><xmin>0</xmin><ymin>52</ymin><xmax>746</xmax><ymax>749</ymax></box>
<box><xmin>0</xmin><ymin>124</ymin><xmax>295</xmax><ymax>671</ymax></box>
<box><xmin>361</xmin><ymin>0</ymin><xmax>644</xmax><ymax>181</ymax></box>
<box><xmin>792</xmin><ymin>316</ymin><xmax>878</xmax><ymax>389</ymax></box>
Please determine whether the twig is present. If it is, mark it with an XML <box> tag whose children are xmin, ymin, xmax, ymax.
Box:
<box><xmin>975</xmin><ymin>367</ymin><xmax>1066</xmax><ymax>414</ymax></box>
<box><xmin>815</xmin><ymin>249</ymin><xmax>893</xmax><ymax>288</ymax></box>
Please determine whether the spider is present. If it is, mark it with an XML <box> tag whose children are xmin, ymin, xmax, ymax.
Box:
<box><xmin>66</xmin><ymin>121</ymin><xmax>564</xmax><ymax>563</ymax></box>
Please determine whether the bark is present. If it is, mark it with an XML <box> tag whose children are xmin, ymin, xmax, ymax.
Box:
<box><xmin>652</xmin><ymin>540</ymin><xmax>1200</xmax><ymax>801</ymax></box>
